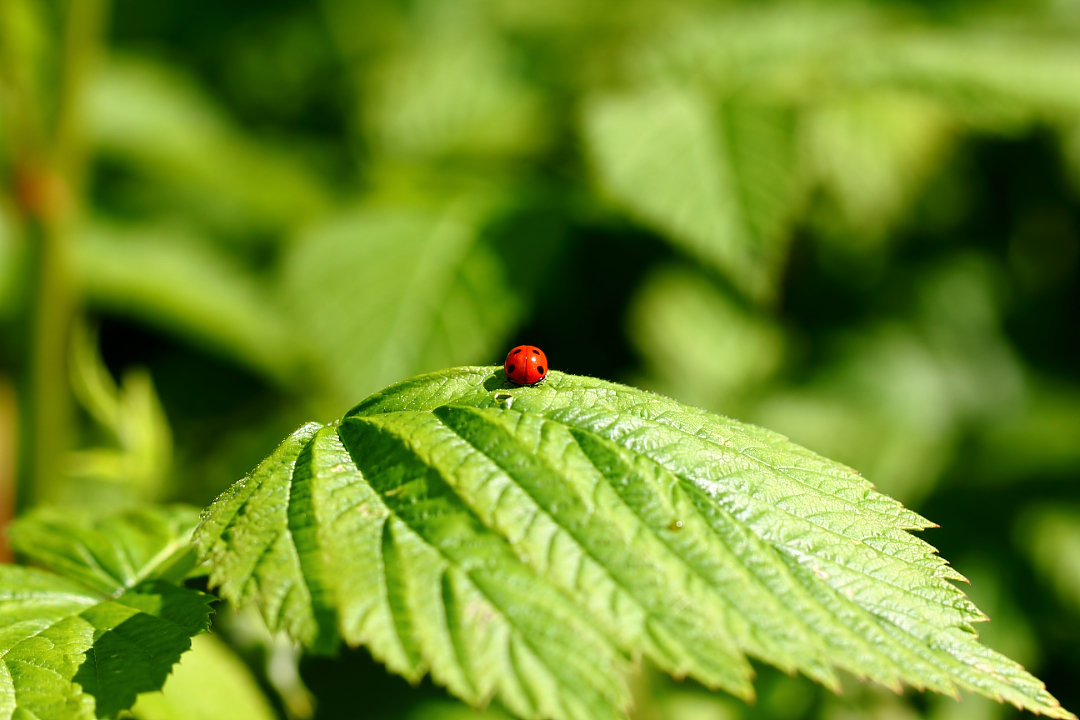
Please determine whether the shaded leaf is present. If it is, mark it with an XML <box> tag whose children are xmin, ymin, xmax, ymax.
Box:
<box><xmin>71</xmin><ymin>582</ymin><xmax>213</xmax><ymax>719</ymax></box>
<box><xmin>197</xmin><ymin>368</ymin><xmax>1074</xmax><ymax>720</ymax></box>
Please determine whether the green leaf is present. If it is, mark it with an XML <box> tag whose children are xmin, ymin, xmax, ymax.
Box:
<box><xmin>582</xmin><ymin>87</ymin><xmax>803</xmax><ymax>301</ymax></box>
<box><xmin>8</xmin><ymin>505</ymin><xmax>203</xmax><ymax>595</ymax></box>
<box><xmin>131</xmin><ymin>633</ymin><xmax>276</xmax><ymax>720</ymax></box>
<box><xmin>804</xmin><ymin>91</ymin><xmax>954</xmax><ymax>244</ymax></box>
<box><xmin>87</xmin><ymin>56</ymin><xmax>331</xmax><ymax>236</ymax></box>
<box><xmin>281</xmin><ymin>203</ymin><xmax>524</xmax><ymax>408</ymax></box>
<box><xmin>76</xmin><ymin>221</ymin><xmax>299</xmax><ymax>383</ymax></box>
<box><xmin>66</xmin><ymin>324</ymin><xmax>174</xmax><ymax>503</ymax></box>
<box><xmin>196</xmin><ymin>368</ymin><xmax>1075</xmax><ymax>720</ymax></box>
<box><xmin>364</xmin><ymin>12</ymin><xmax>546</xmax><ymax>160</ymax></box>
<box><xmin>1</xmin><ymin>506</ymin><xmax>213</xmax><ymax>720</ymax></box>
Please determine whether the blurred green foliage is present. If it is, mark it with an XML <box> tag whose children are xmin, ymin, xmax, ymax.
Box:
<box><xmin>2</xmin><ymin>0</ymin><xmax>1079</xmax><ymax>718</ymax></box>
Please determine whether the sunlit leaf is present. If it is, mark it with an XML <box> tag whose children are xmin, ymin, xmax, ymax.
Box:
<box><xmin>197</xmin><ymin>368</ymin><xmax>1073</xmax><ymax>720</ymax></box>
<box><xmin>1</xmin><ymin>506</ymin><xmax>212</xmax><ymax>720</ymax></box>
<box><xmin>131</xmin><ymin>633</ymin><xmax>276</xmax><ymax>720</ymax></box>
<box><xmin>8</xmin><ymin>505</ymin><xmax>202</xmax><ymax>594</ymax></box>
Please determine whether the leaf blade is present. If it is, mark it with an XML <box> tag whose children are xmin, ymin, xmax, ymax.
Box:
<box><xmin>8</xmin><ymin>505</ymin><xmax>203</xmax><ymax>596</ymax></box>
<box><xmin>199</xmin><ymin>367</ymin><xmax>1075</xmax><ymax>720</ymax></box>
<box><xmin>582</xmin><ymin>88</ymin><xmax>803</xmax><ymax>301</ymax></box>
<box><xmin>1</xmin><ymin>507</ymin><xmax>213</xmax><ymax>720</ymax></box>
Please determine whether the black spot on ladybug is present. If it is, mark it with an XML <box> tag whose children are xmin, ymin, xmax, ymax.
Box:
<box><xmin>537</xmin><ymin>366</ymin><xmax>545</xmax><ymax>374</ymax></box>
<box><xmin>507</xmin><ymin>364</ymin><xmax>516</xmax><ymax>373</ymax></box>
<box><xmin>512</xmin><ymin>348</ymin><xmax>522</xmax><ymax>354</ymax></box>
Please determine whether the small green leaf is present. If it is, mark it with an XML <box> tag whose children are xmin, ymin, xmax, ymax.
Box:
<box><xmin>8</xmin><ymin>505</ymin><xmax>203</xmax><ymax>595</ymax></box>
<box><xmin>1</xmin><ymin>506</ymin><xmax>213</xmax><ymax>720</ymax></box>
<box><xmin>197</xmin><ymin>368</ymin><xmax>1075</xmax><ymax>720</ymax></box>
<box><xmin>582</xmin><ymin>87</ymin><xmax>803</xmax><ymax>301</ymax></box>
<box><xmin>76</xmin><ymin>222</ymin><xmax>299</xmax><ymax>383</ymax></box>
<box><xmin>67</xmin><ymin>324</ymin><xmax>174</xmax><ymax>503</ymax></box>
<box><xmin>87</xmin><ymin>57</ymin><xmax>330</xmax><ymax>235</ymax></box>
<box><xmin>281</xmin><ymin>204</ymin><xmax>524</xmax><ymax>407</ymax></box>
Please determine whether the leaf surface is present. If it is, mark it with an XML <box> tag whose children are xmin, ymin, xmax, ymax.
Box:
<box><xmin>1</xmin><ymin>506</ymin><xmax>213</xmax><ymax>720</ymax></box>
<box><xmin>280</xmin><ymin>205</ymin><xmax>524</xmax><ymax>407</ymax></box>
<box><xmin>131</xmin><ymin>633</ymin><xmax>277</xmax><ymax>720</ymax></box>
<box><xmin>196</xmin><ymin>368</ymin><xmax>1075</xmax><ymax>720</ymax></box>
<box><xmin>582</xmin><ymin>87</ymin><xmax>803</xmax><ymax>301</ymax></box>
<box><xmin>77</xmin><ymin>222</ymin><xmax>299</xmax><ymax>384</ymax></box>
<box><xmin>88</xmin><ymin>57</ymin><xmax>330</xmax><ymax>235</ymax></box>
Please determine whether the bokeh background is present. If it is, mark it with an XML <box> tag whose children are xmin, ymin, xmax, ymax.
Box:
<box><xmin>2</xmin><ymin>0</ymin><xmax>1079</xmax><ymax>719</ymax></box>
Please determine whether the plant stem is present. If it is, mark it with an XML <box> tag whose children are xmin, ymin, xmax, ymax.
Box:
<box><xmin>0</xmin><ymin>379</ymin><xmax>15</xmax><ymax>561</ymax></box>
<box><xmin>15</xmin><ymin>0</ymin><xmax>109</xmax><ymax>510</ymax></box>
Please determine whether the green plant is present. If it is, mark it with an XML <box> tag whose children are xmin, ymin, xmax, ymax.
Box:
<box><xmin>4</xmin><ymin>0</ymin><xmax>1080</xmax><ymax>719</ymax></box>
<box><xmin>2</xmin><ymin>368</ymin><xmax>1075</xmax><ymax>720</ymax></box>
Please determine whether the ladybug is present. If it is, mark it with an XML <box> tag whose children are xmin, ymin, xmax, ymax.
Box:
<box><xmin>504</xmin><ymin>345</ymin><xmax>548</xmax><ymax>385</ymax></box>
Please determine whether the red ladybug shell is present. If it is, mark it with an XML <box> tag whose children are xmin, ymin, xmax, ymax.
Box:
<box><xmin>504</xmin><ymin>346</ymin><xmax>548</xmax><ymax>385</ymax></box>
